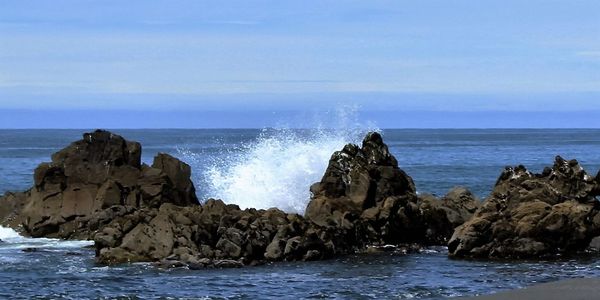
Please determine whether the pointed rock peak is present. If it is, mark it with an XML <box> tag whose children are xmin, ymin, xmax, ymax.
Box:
<box><xmin>360</xmin><ymin>131</ymin><xmax>397</xmax><ymax>166</ymax></box>
<box><xmin>83</xmin><ymin>129</ymin><xmax>116</xmax><ymax>144</ymax></box>
<box><xmin>552</xmin><ymin>155</ymin><xmax>572</xmax><ymax>171</ymax></box>
<box><xmin>362</xmin><ymin>131</ymin><xmax>384</xmax><ymax>146</ymax></box>
<box><xmin>340</xmin><ymin>143</ymin><xmax>360</xmax><ymax>156</ymax></box>
<box><xmin>551</xmin><ymin>155</ymin><xmax>586</xmax><ymax>178</ymax></box>
<box><xmin>495</xmin><ymin>165</ymin><xmax>532</xmax><ymax>186</ymax></box>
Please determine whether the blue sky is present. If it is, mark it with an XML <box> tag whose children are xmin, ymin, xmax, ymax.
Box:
<box><xmin>0</xmin><ymin>0</ymin><xmax>599</xmax><ymax>128</ymax></box>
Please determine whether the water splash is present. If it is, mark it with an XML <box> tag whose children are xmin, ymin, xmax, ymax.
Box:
<box><xmin>0</xmin><ymin>226</ymin><xmax>21</xmax><ymax>240</ymax></box>
<box><xmin>0</xmin><ymin>226</ymin><xmax>93</xmax><ymax>249</ymax></box>
<box><xmin>190</xmin><ymin>106</ymin><xmax>378</xmax><ymax>214</ymax></box>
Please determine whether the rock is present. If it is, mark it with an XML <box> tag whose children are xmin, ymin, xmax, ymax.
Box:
<box><xmin>587</xmin><ymin>236</ymin><xmax>600</xmax><ymax>251</ymax></box>
<box><xmin>440</xmin><ymin>187</ymin><xmax>481</xmax><ymax>227</ymax></box>
<box><xmin>306</xmin><ymin>132</ymin><xmax>416</xmax><ymax>226</ymax></box>
<box><xmin>152</xmin><ymin>153</ymin><xmax>198</xmax><ymax>206</ymax></box>
<box><xmin>305</xmin><ymin>132</ymin><xmax>470</xmax><ymax>248</ymax></box>
<box><xmin>96</xmin><ymin>199</ymin><xmax>333</xmax><ymax>266</ymax></box>
<box><xmin>303</xmin><ymin>249</ymin><xmax>321</xmax><ymax>261</ymax></box>
<box><xmin>21</xmin><ymin>248</ymin><xmax>39</xmax><ymax>253</ymax></box>
<box><xmin>216</xmin><ymin>238</ymin><xmax>242</xmax><ymax>259</ymax></box>
<box><xmin>155</xmin><ymin>259</ymin><xmax>187</xmax><ymax>269</ymax></box>
<box><xmin>448</xmin><ymin>156</ymin><xmax>600</xmax><ymax>259</ymax></box>
<box><xmin>214</xmin><ymin>259</ymin><xmax>243</xmax><ymax>268</ymax></box>
<box><xmin>1</xmin><ymin>130</ymin><xmax>483</xmax><ymax>268</ymax></box>
<box><xmin>264</xmin><ymin>238</ymin><xmax>285</xmax><ymax>260</ymax></box>
<box><xmin>0</xmin><ymin>191</ymin><xmax>29</xmax><ymax>229</ymax></box>
<box><xmin>417</xmin><ymin>187</ymin><xmax>481</xmax><ymax>244</ymax></box>
<box><xmin>0</xmin><ymin>130</ymin><xmax>199</xmax><ymax>240</ymax></box>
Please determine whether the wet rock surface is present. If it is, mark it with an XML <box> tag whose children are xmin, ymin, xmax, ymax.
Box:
<box><xmin>448</xmin><ymin>156</ymin><xmax>600</xmax><ymax>259</ymax></box>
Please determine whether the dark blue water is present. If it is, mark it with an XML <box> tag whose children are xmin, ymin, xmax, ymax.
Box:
<box><xmin>1</xmin><ymin>129</ymin><xmax>600</xmax><ymax>299</ymax></box>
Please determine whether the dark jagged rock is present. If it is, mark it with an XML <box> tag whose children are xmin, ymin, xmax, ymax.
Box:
<box><xmin>1</xmin><ymin>130</ymin><xmax>480</xmax><ymax>268</ymax></box>
<box><xmin>0</xmin><ymin>130</ymin><xmax>199</xmax><ymax>239</ymax></box>
<box><xmin>96</xmin><ymin>131</ymin><xmax>472</xmax><ymax>266</ymax></box>
<box><xmin>448</xmin><ymin>156</ymin><xmax>600</xmax><ymax>259</ymax></box>
<box><xmin>418</xmin><ymin>187</ymin><xmax>481</xmax><ymax>244</ymax></box>
<box><xmin>95</xmin><ymin>199</ymin><xmax>336</xmax><ymax>265</ymax></box>
<box><xmin>307</xmin><ymin>132</ymin><xmax>416</xmax><ymax>222</ymax></box>
<box><xmin>594</xmin><ymin>169</ymin><xmax>600</xmax><ymax>196</ymax></box>
<box><xmin>0</xmin><ymin>191</ymin><xmax>29</xmax><ymax>229</ymax></box>
<box><xmin>305</xmin><ymin>132</ymin><xmax>475</xmax><ymax>248</ymax></box>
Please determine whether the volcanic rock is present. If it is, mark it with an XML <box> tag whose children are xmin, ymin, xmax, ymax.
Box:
<box><xmin>417</xmin><ymin>187</ymin><xmax>481</xmax><ymax>244</ymax></box>
<box><xmin>448</xmin><ymin>156</ymin><xmax>600</xmax><ymax>259</ymax></box>
<box><xmin>95</xmin><ymin>199</ymin><xmax>335</xmax><ymax>265</ymax></box>
<box><xmin>0</xmin><ymin>130</ymin><xmax>199</xmax><ymax>239</ymax></box>
<box><xmin>1</xmin><ymin>130</ymin><xmax>482</xmax><ymax>267</ymax></box>
<box><xmin>306</xmin><ymin>132</ymin><xmax>477</xmax><ymax>247</ymax></box>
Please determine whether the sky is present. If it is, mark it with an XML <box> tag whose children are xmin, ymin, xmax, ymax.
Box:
<box><xmin>0</xmin><ymin>0</ymin><xmax>599</xmax><ymax>128</ymax></box>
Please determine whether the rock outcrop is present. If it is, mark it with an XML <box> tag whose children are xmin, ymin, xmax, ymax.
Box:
<box><xmin>448</xmin><ymin>156</ymin><xmax>600</xmax><ymax>259</ymax></box>
<box><xmin>305</xmin><ymin>132</ymin><xmax>480</xmax><ymax>247</ymax></box>
<box><xmin>0</xmin><ymin>130</ymin><xmax>199</xmax><ymax>239</ymax></box>
<box><xmin>1</xmin><ymin>130</ymin><xmax>482</xmax><ymax>268</ymax></box>
<box><xmin>98</xmin><ymin>131</ymin><xmax>476</xmax><ymax>266</ymax></box>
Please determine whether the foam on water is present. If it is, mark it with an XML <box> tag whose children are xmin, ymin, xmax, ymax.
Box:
<box><xmin>0</xmin><ymin>226</ymin><xmax>21</xmax><ymax>241</ymax></box>
<box><xmin>0</xmin><ymin>226</ymin><xmax>93</xmax><ymax>249</ymax></box>
<box><xmin>195</xmin><ymin>106</ymin><xmax>378</xmax><ymax>213</ymax></box>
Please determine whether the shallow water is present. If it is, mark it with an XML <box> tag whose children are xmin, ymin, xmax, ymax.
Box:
<box><xmin>1</xmin><ymin>129</ymin><xmax>600</xmax><ymax>299</ymax></box>
<box><xmin>2</xmin><ymin>236</ymin><xmax>600</xmax><ymax>300</ymax></box>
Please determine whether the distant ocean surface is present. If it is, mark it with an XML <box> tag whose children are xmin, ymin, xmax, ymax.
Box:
<box><xmin>1</xmin><ymin>128</ymin><xmax>600</xmax><ymax>299</ymax></box>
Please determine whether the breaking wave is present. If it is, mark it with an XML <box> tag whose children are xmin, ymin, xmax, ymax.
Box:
<box><xmin>0</xmin><ymin>226</ymin><xmax>93</xmax><ymax>249</ymax></box>
<box><xmin>183</xmin><ymin>106</ymin><xmax>378</xmax><ymax>214</ymax></box>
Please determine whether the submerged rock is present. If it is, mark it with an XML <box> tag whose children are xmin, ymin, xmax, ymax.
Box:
<box><xmin>448</xmin><ymin>156</ymin><xmax>600</xmax><ymax>259</ymax></box>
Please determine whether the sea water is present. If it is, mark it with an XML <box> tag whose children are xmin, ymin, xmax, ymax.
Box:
<box><xmin>1</xmin><ymin>128</ymin><xmax>600</xmax><ymax>299</ymax></box>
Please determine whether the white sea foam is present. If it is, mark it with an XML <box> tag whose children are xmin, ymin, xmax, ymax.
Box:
<box><xmin>0</xmin><ymin>226</ymin><xmax>21</xmax><ymax>241</ymax></box>
<box><xmin>0</xmin><ymin>226</ymin><xmax>93</xmax><ymax>249</ymax></box>
<box><xmin>189</xmin><ymin>106</ymin><xmax>378</xmax><ymax>214</ymax></box>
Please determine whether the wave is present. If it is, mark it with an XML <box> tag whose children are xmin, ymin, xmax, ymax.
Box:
<box><xmin>181</xmin><ymin>105</ymin><xmax>378</xmax><ymax>214</ymax></box>
<box><xmin>0</xmin><ymin>226</ymin><xmax>21</xmax><ymax>240</ymax></box>
<box><xmin>0</xmin><ymin>226</ymin><xmax>93</xmax><ymax>249</ymax></box>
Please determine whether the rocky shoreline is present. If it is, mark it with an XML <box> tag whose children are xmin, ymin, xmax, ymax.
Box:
<box><xmin>1</xmin><ymin>130</ymin><xmax>599</xmax><ymax>268</ymax></box>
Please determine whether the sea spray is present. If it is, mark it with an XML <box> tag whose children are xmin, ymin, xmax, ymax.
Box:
<box><xmin>180</xmin><ymin>106</ymin><xmax>379</xmax><ymax>213</ymax></box>
<box><xmin>0</xmin><ymin>226</ymin><xmax>21</xmax><ymax>241</ymax></box>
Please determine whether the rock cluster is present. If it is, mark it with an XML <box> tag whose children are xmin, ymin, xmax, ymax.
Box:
<box><xmin>95</xmin><ymin>131</ymin><xmax>479</xmax><ymax>266</ymax></box>
<box><xmin>11</xmin><ymin>129</ymin><xmax>599</xmax><ymax>266</ymax></box>
<box><xmin>448</xmin><ymin>156</ymin><xmax>600</xmax><ymax>258</ymax></box>
<box><xmin>305</xmin><ymin>132</ymin><xmax>480</xmax><ymax>247</ymax></box>
<box><xmin>0</xmin><ymin>130</ymin><xmax>481</xmax><ymax>267</ymax></box>
<box><xmin>95</xmin><ymin>200</ymin><xmax>329</xmax><ymax>266</ymax></box>
<box><xmin>0</xmin><ymin>130</ymin><xmax>198</xmax><ymax>239</ymax></box>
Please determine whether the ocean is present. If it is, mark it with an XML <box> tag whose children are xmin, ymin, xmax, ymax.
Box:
<box><xmin>1</xmin><ymin>128</ymin><xmax>600</xmax><ymax>299</ymax></box>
